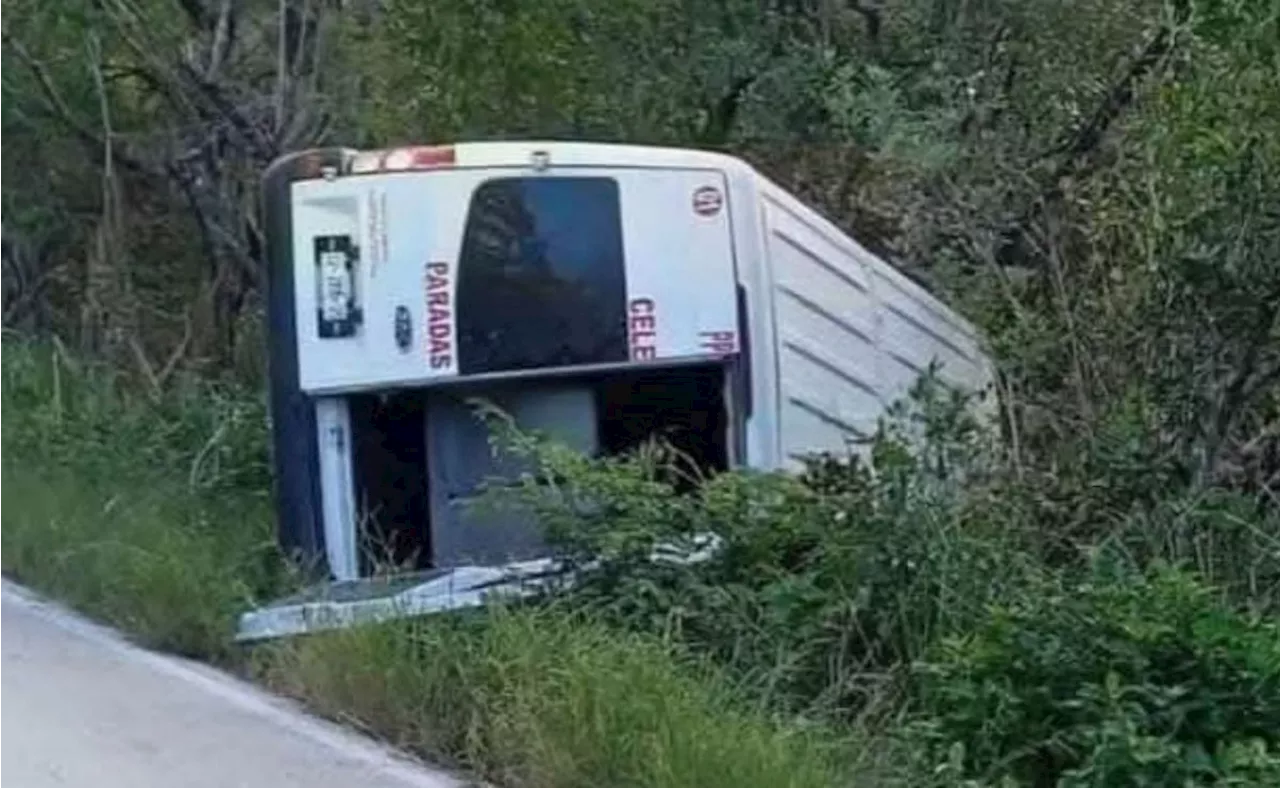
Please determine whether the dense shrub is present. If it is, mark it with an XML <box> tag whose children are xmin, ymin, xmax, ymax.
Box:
<box><xmin>1103</xmin><ymin>491</ymin><xmax>1280</xmax><ymax>617</ymax></box>
<box><xmin>481</xmin><ymin>374</ymin><xmax>1039</xmax><ymax>717</ymax></box>
<box><xmin>909</xmin><ymin>567</ymin><xmax>1280</xmax><ymax>787</ymax></box>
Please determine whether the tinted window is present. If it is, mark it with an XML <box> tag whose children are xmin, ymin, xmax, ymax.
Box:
<box><xmin>455</xmin><ymin>177</ymin><xmax>628</xmax><ymax>375</ymax></box>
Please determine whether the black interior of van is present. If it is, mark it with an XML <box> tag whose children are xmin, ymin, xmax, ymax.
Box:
<box><xmin>595</xmin><ymin>365</ymin><xmax>729</xmax><ymax>490</ymax></box>
<box><xmin>349</xmin><ymin>389</ymin><xmax>432</xmax><ymax>574</ymax></box>
<box><xmin>347</xmin><ymin>363</ymin><xmax>730</xmax><ymax>576</ymax></box>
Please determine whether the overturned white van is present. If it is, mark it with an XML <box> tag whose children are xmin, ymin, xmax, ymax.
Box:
<box><xmin>239</xmin><ymin>141</ymin><xmax>994</xmax><ymax>641</ymax></box>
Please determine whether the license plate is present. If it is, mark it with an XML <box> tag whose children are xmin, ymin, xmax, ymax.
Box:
<box><xmin>314</xmin><ymin>235</ymin><xmax>361</xmax><ymax>338</ymax></box>
<box><xmin>320</xmin><ymin>251</ymin><xmax>350</xmax><ymax>320</ymax></box>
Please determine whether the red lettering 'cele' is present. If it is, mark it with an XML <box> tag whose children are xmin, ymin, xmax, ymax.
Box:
<box><xmin>628</xmin><ymin>297</ymin><xmax>658</xmax><ymax>361</ymax></box>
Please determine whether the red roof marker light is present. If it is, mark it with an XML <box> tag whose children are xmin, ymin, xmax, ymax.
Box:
<box><xmin>349</xmin><ymin>145</ymin><xmax>457</xmax><ymax>175</ymax></box>
<box><xmin>384</xmin><ymin>145</ymin><xmax>456</xmax><ymax>171</ymax></box>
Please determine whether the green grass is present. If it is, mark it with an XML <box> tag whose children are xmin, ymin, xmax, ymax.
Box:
<box><xmin>0</xmin><ymin>339</ymin><xmax>861</xmax><ymax>788</ymax></box>
<box><xmin>1</xmin><ymin>338</ymin><xmax>281</xmax><ymax>661</ymax></box>
<box><xmin>1</xmin><ymin>461</ymin><xmax>275</xmax><ymax>661</ymax></box>
<box><xmin>260</xmin><ymin>608</ymin><xmax>853</xmax><ymax>787</ymax></box>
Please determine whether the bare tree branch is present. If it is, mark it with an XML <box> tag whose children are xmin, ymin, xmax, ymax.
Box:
<box><xmin>207</xmin><ymin>0</ymin><xmax>238</xmax><ymax>79</ymax></box>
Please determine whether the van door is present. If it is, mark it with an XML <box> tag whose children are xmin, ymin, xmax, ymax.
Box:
<box><xmin>426</xmin><ymin>383</ymin><xmax>599</xmax><ymax>568</ymax></box>
<box><xmin>615</xmin><ymin>168</ymin><xmax>741</xmax><ymax>363</ymax></box>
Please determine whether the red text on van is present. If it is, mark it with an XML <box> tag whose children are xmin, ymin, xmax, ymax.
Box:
<box><xmin>425</xmin><ymin>262</ymin><xmax>453</xmax><ymax>369</ymax></box>
<box><xmin>699</xmin><ymin>330</ymin><xmax>737</xmax><ymax>355</ymax></box>
<box><xmin>628</xmin><ymin>298</ymin><xmax>658</xmax><ymax>361</ymax></box>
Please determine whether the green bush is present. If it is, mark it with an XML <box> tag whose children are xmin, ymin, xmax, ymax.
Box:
<box><xmin>909</xmin><ymin>567</ymin><xmax>1280</xmax><ymax>786</ymax></box>
<box><xmin>1104</xmin><ymin>491</ymin><xmax>1280</xmax><ymax>616</ymax></box>
<box><xmin>481</xmin><ymin>372</ymin><xmax>1038</xmax><ymax>718</ymax></box>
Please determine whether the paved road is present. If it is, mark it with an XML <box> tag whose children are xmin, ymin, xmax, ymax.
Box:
<box><xmin>2</xmin><ymin>581</ymin><xmax>467</xmax><ymax>788</ymax></box>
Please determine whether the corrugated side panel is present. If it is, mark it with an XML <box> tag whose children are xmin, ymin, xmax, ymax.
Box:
<box><xmin>760</xmin><ymin>184</ymin><xmax>991</xmax><ymax>468</ymax></box>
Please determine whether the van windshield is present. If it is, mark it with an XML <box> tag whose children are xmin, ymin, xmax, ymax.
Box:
<box><xmin>455</xmin><ymin>176</ymin><xmax>628</xmax><ymax>376</ymax></box>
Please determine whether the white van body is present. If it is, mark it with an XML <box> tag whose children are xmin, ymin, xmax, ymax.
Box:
<box><xmin>240</xmin><ymin>141</ymin><xmax>993</xmax><ymax>641</ymax></box>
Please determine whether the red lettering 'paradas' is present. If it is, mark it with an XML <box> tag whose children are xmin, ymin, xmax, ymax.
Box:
<box><xmin>425</xmin><ymin>262</ymin><xmax>453</xmax><ymax>369</ymax></box>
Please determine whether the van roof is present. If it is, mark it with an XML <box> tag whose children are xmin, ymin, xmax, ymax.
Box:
<box><xmin>271</xmin><ymin>140</ymin><xmax>986</xmax><ymax>354</ymax></box>
<box><xmin>446</xmin><ymin>140</ymin><xmax>755</xmax><ymax>174</ymax></box>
